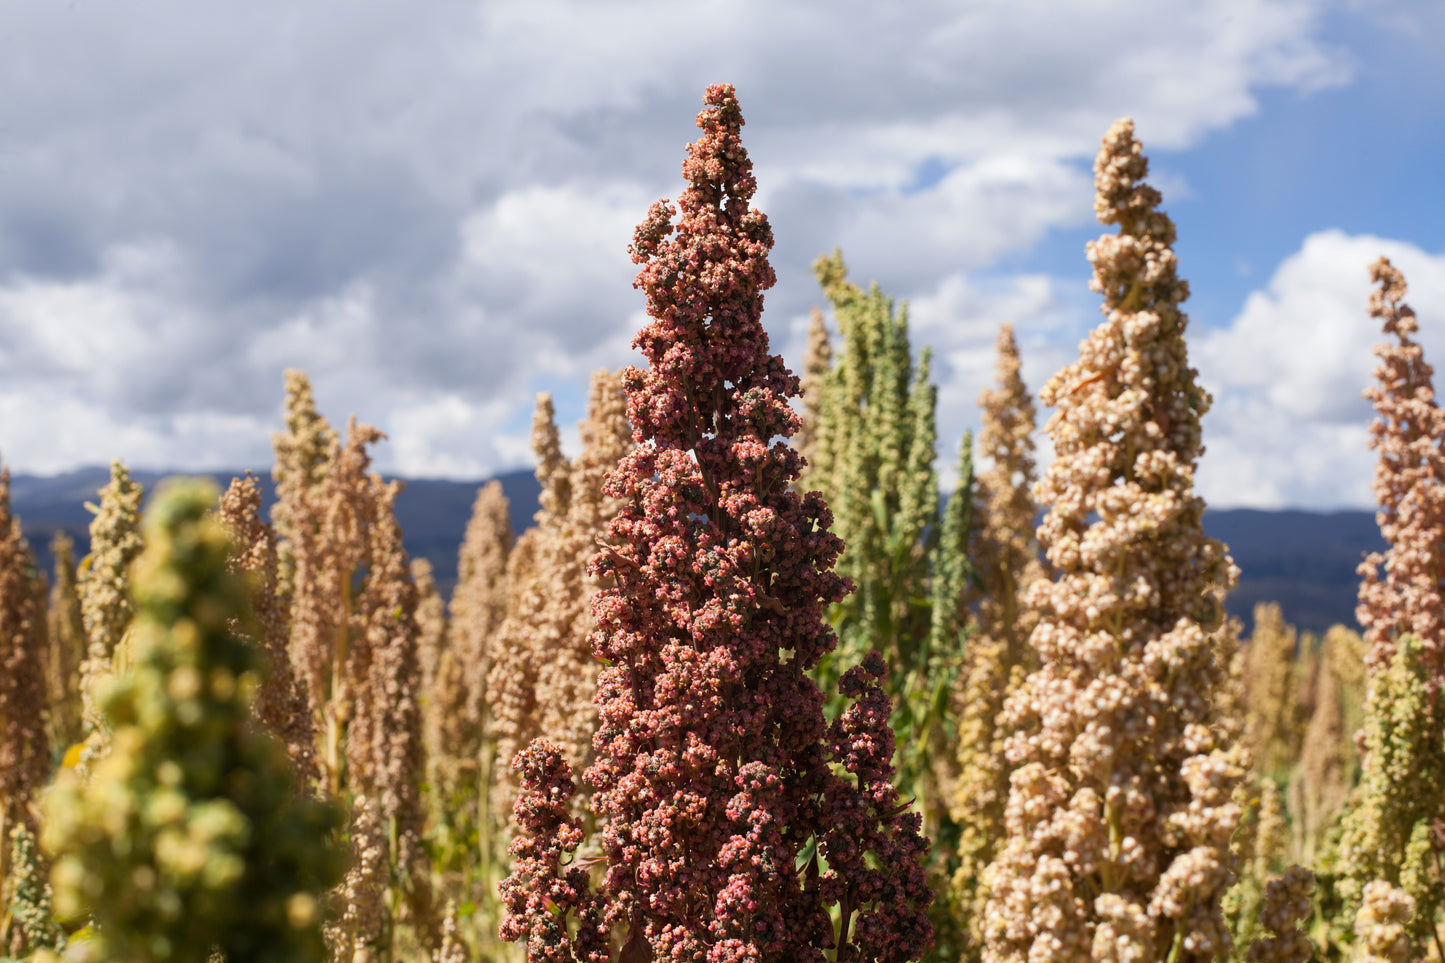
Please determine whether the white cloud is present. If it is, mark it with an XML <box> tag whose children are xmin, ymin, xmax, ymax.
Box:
<box><xmin>384</xmin><ymin>393</ymin><xmax>530</xmax><ymax>480</ymax></box>
<box><xmin>455</xmin><ymin>182</ymin><xmax>648</xmax><ymax>377</ymax></box>
<box><xmin>0</xmin><ymin>390</ymin><xmax>273</xmax><ymax>476</ymax></box>
<box><xmin>0</xmin><ymin>0</ymin><xmax>1356</xmax><ymax>480</ymax></box>
<box><xmin>833</xmin><ymin>157</ymin><xmax>1092</xmax><ymax>290</ymax></box>
<box><xmin>1195</xmin><ymin>229</ymin><xmax>1445</xmax><ymax>509</ymax></box>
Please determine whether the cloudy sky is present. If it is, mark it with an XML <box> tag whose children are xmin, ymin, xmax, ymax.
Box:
<box><xmin>0</xmin><ymin>1</ymin><xmax>1440</xmax><ymax>509</ymax></box>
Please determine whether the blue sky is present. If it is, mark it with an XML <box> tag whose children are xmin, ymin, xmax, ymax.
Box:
<box><xmin>1109</xmin><ymin>4</ymin><xmax>1444</xmax><ymax>332</ymax></box>
<box><xmin>0</xmin><ymin>1</ymin><xmax>1439</xmax><ymax>509</ymax></box>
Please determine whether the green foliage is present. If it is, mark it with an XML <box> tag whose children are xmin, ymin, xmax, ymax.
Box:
<box><xmin>42</xmin><ymin>479</ymin><xmax>347</xmax><ymax>963</ymax></box>
<box><xmin>807</xmin><ymin>250</ymin><xmax>943</xmax><ymax>782</ymax></box>
<box><xmin>1334</xmin><ymin>634</ymin><xmax>1445</xmax><ymax>958</ymax></box>
<box><xmin>1224</xmin><ymin>777</ymin><xmax>1289</xmax><ymax>957</ymax></box>
<box><xmin>79</xmin><ymin>462</ymin><xmax>145</xmax><ymax>669</ymax></box>
<box><xmin>927</xmin><ymin>430</ymin><xmax>976</xmax><ymax>685</ymax></box>
<box><xmin>806</xmin><ymin>250</ymin><xmax>970</xmax><ymax>963</ymax></box>
<box><xmin>6</xmin><ymin>824</ymin><xmax>62</xmax><ymax>957</ymax></box>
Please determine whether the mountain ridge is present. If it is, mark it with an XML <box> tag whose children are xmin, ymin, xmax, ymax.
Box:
<box><xmin>8</xmin><ymin>466</ymin><xmax>1379</xmax><ymax>636</ymax></box>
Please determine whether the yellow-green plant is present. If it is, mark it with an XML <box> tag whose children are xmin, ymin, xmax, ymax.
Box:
<box><xmin>1226</xmin><ymin>779</ymin><xmax>1290</xmax><ymax>956</ymax></box>
<box><xmin>806</xmin><ymin>249</ymin><xmax>943</xmax><ymax>806</ymax></box>
<box><xmin>796</xmin><ymin>305</ymin><xmax>833</xmax><ymax>483</ymax></box>
<box><xmin>43</xmin><ymin>479</ymin><xmax>346</xmax><ymax>963</ymax></box>
<box><xmin>1334</xmin><ymin>634</ymin><xmax>1444</xmax><ymax>960</ymax></box>
<box><xmin>929</xmin><ymin>431</ymin><xmax>975</xmax><ymax>696</ymax></box>
<box><xmin>811</xmin><ymin>251</ymin><xmax>938</xmax><ymax>670</ymax></box>
<box><xmin>6</xmin><ymin>823</ymin><xmax>62</xmax><ymax>957</ymax></box>
<box><xmin>922</xmin><ymin>430</ymin><xmax>975</xmax><ymax>961</ymax></box>
<box><xmin>76</xmin><ymin>461</ymin><xmax>144</xmax><ymax>733</ymax></box>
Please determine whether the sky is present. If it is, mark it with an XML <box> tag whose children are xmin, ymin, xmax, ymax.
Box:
<box><xmin>0</xmin><ymin>1</ymin><xmax>1441</xmax><ymax>510</ymax></box>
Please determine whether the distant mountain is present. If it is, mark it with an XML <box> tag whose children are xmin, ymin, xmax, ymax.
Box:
<box><xmin>11</xmin><ymin>466</ymin><xmax>543</xmax><ymax>598</ymax></box>
<box><xmin>1204</xmin><ymin>507</ymin><xmax>1384</xmax><ymax>637</ymax></box>
<box><xmin>10</xmin><ymin>466</ymin><xmax>1382</xmax><ymax>636</ymax></box>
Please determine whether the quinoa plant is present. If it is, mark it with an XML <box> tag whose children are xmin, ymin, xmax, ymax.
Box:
<box><xmin>1242</xmin><ymin>868</ymin><xmax>1315</xmax><ymax>963</ymax></box>
<box><xmin>1288</xmin><ymin>625</ymin><xmax>1360</xmax><ymax>871</ymax></box>
<box><xmin>1335</xmin><ymin>634</ymin><xmax>1444</xmax><ymax>958</ymax></box>
<box><xmin>981</xmin><ymin>119</ymin><xmax>1244</xmax><ymax>963</ymax></box>
<box><xmin>807</xmin><ymin>250</ymin><xmax>939</xmax><ymax>724</ymax></box>
<box><xmin>488</xmin><ymin>370</ymin><xmax>632</xmax><ymax>809</ymax></box>
<box><xmin>499</xmin><ymin>83</ymin><xmax>932</xmax><ymax>963</ymax></box>
<box><xmin>42</xmin><ymin>479</ymin><xmax>346</xmax><ymax>963</ymax></box>
<box><xmin>486</xmin><ymin>394</ymin><xmax>574</xmax><ymax>797</ymax></box>
<box><xmin>796</xmin><ymin>306</ymin><xmax>833</xmax><ymax>482</ymax></box>
<box><xmin>44</xmin><ymin>532</ymin><xmax>86</xmax><ymax>755</ymax></box>
<box><xmin>0</xmin><ymin>467</ymin><xmax>50</xmax><ymax>952</ymax></box>
<box><xmin>76</xmin><ymin>461</ymin><xmax>144</xmax><ymax>733</ymax></box>
<box><xmin>6</xmin><ymin>823</ymin><xmax>62</xmax><ymax>957</ymax></box>
<box><xmin>272</xmin><ymin>369</ymin><xmax>338</xmax><ymax>603</ymax></box>
<box><xmin>449</xmin><ymin>478</ymin><xmax>513</xmax><ymax>770</ymax></box>
<box><xmin>949</xmin><ymin>323</ymin><xmax>1046</xmax><ymax>963</ymax></box>
<box><xmin>1225</xmin><ymin>779</ymin><xmax>1290</xmax><ymax>957</ymax></box>
<box><xmin>268</xmin><ymin>380</ymin><xmax>439</xmax><ymax>958</ymax></box>
<box><xmin>1352</xmin><ymin>881</ymin><xmax>1416</xmax><ymax>963</ymax></box>
<box><xmin>1243</xmin><ymin>604</ymin><xmax>1306</xmax><ymax>782</ymax></box>
<box><xmin>217</xmin><ymin>473</ymin><xmax>318</xmax><ymax>785</ymax></box>
<box><xmin>1337</xmin><ymin>257</ymin><xmax>1445</xmax><ymax>961</ymax></box>
<box><xmin>437</xmin><ymin>478</ymin><xmax>512</xmax><ymax>945</ymax></box>
<box><xmin>1357</xmin><ymin>257</ymin><xmax>1445</xmax><ymax>682</ymax></box>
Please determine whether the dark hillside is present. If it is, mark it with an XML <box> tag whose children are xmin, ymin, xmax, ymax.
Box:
<box><xmin>12</xmin><ymin>468</ymin><xmax>1381</xmax><ymax>633</ymax></box>
<box><xmin>1204</xmin><ymin>507</ymin><xmax>1384</xmax><ymax>636</ymax></box>
<box><xmin>12</xmin><ymin>466</ymin><xmax>542</xmax><ymax>598</ymax></box>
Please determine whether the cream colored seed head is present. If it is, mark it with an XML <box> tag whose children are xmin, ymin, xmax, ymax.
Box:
<box><xmin>983</xmin><ymin>118</ymin><xmax>1240</xmax><ymax>963</ymax></box>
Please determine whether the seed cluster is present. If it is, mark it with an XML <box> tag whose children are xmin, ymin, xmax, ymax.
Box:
<box><xmin>981</xmin><ymin>118</ymin><xmax>1242</xmax><ymax>963</ymax></box>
